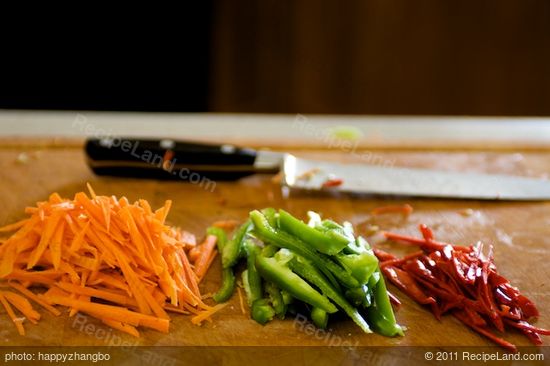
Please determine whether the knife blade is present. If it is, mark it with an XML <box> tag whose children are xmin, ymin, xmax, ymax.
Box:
<box><xmin>85</xmin><ymin>138</ymin><xmax>550</xmax><ymax>200</ymax></box>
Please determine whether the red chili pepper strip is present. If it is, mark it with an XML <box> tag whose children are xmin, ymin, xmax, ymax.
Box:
<box><xmin>382</xmin><ymin>231</ymin><xmax>472</xmax><ymax>253</ymax></box>
<box><xmin>381</xmin><ymin>266</ymin><xmax>436</xmax><ymax>305</ymax></box>
<box><xmin>419</xmin><ymin>224</ymin><xmax>434</xmax><ymax>241</ymax></box>
<box><xmin>380</xmin><ymin>251</ymin><xmax>423</xmax><ymax>268</ymax></box>
<box><xmin>515</xmin><ymin>294</ymin><xmax>540</xmax><ymax>319</ymax></box>
<box><xmin>453</xmin><ymin>310</ymin><xmax>518</xmax><ymax>352</ymax></box>
<box><xmin>387</xmin><ymin>291</ymin><xmax>401</xmax><ymax>309</ymax></box>
<box><xmin>321</xmin><ymin>177</ymin><xmax>343</xmax><ymax>188</ymax></box>
<box><xmin>504</xmin><ymin>319</ymin><xmax>550</xmax><ymax>336</ymax></box>
<box><xmin>372</xmin><ymin>248</ymin><xmax>397</xmax><ymax>262</ymax></box>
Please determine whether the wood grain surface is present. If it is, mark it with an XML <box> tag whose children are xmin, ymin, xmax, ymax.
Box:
<box><xmin>0</xmin><ymin>140</ymin><xmax>549</xmax><ymax>358</ymax></box>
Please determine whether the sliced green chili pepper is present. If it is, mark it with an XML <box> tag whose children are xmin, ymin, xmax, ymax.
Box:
<box><xmin>367</xmin><ymin>269</ymin><xmax>404</xmax><ymax>337</ymax></box>
<box><xmin>281</xmin><ymin>290</ymin><xmax>294</xmax><ymax>305</ymax></box>
<box><xmin>222</xmin><ymin>220</ymin><xmax>251</xmax><ymax>268</ymax></box>
<box><xmin>287</xmin><ymin>254</ymin><xmax>372</xmax><ymax>333</ymax></box>
<box><xmin>278</xmin><ymin>209</ymin><xmax>349</xmax><ymax>255</ymax></box>
<box><xmin>335</xmin><ymin>251</ymin><xmax>379</xmax><ymax>285</ymax></box>
<box><xmin>261</xmin><ymin>244</ymin><xmax>279</xmax><ymax>258</ymax></box>
<box><xmin>345</xmin><ymin>285</ymin><xmax>371</xmax><ymax>308</ymax></box>
<box><xmin>251</xmin><ymin>298</ymin><xmax>276</xmax><ymax>325</ymax></box>
<box><xmin>250</xmin><ymin>210</ymin><xmax>359</xmax><ymax>288</ymax></box>
<box><xmin>261</xmin><ymin>207</ymin><xmax>278</xmax><ymax>228</ymax></box>
<box><xmin>207</xmin><ymin>226</ymin><xmax>236</xmax><ymax>303</ymax></box>
<box><xmin>213</xmin><ymin>268</ymin><xmax>236</xmax><ymax>303</ymax></box>
<box><xmin>311</xmin><ymin>307</ymin><xmax>328</xmax><ymax>329</ymax></box>
<box><xmin>265</xmin><ymin>281</ymin><xmax>286</xmax><ymax>318</ymax></box>
<box><xmin>255</xmin><ymin>255</ymin><xmax>338</xmax><ymax>314</ymax></box>
<box><xmin>242</xmin><ymin>240</ymin><xmax>262</xmax><ymax>305</ymax></box>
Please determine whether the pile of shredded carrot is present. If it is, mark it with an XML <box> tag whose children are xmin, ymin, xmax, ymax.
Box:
<box><xmin>0</xmin><ymin>184</ymin><xmax>225</xmax><ymax>337</ymax></box>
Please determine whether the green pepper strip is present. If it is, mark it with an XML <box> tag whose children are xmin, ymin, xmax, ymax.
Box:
<box><xmin>311</xmin><ymin>307</ymin><xmax>328</xmax><ymax>329</ymax></box>
<box><xmin>261</xmin><ymin>207</ymin><xmax>278</xmax><ymax>228</ymax></box>
<box><xmin>213</xmin><ymin>268</ymin><xmax>236</xmax><ymax>303</ymax></box>
<box><xmin>250</xmin><ymin>210</ymin><xmax>359</xmax><ymax>288</ymax></box>
<box><xmin>278</xmin><ymin>209</ymin><xmax>349</xmax><ymax>255</ymax></box>
<box><xmin>242</xmin><ymin>240</ymin><xmax>263</xmax><ymax>305</ymax></box>
<box><xmin>255</xmin><ymin>255</ymin><xmax>338</xmax><ymax>314</ymax></box>
<box><xmin>281</xmin><ymin>290</ymin><xmax>294</xmax><ymax>305</ymax></box>
<box><xmin>207</xmin><ymin>227</ymin><xmax>236</xmax><ymax>303</ymax></box>
<box><xmin>335</xmin><ymin>250</ymin><xmax>379</xmax><ymax>286</ymax></box>
<box><xmin>251</xmin><ymin>298</ymin><xmax>276</xmax><ymax>325</ymax></box>
<box><xmin>222</xmin><ymin>220</ymin><xmax>252</xmax><ymax>269</ymax></box>
<box><xmin>345</xmin><ymin>285</ymin><xmax>371</xmax><ymax>308</ymax></box>
<box><xmin>367</xmin><ymin>269</ymin><xmax>404</xmax><ymax>337</ymax></box>
<box><xmin>265</xmin><ymin>281</ymin><xmax>286</xmax><ymax>318</ymax></box>
<box><xmin>287</xmin><ymin>254</ymin><xmax>372</xmax><ymax>333</ymax></box>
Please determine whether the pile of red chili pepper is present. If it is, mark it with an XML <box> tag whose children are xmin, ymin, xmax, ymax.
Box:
<box><xmin>374</xmin><ymin>224</ymin><xmax>550</xmax><ymax>352</ymax></box>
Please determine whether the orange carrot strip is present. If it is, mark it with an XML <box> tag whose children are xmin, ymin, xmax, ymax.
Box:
<box><xmin>27</xmin><ymin>211</ymin><xmax>63</xmax><ymax>269</ymax></box>
<box><xmin>49</xmin><ymin>219</ymin><xmax>65</xmax><ymax>270</ymax></box>
<box><xmin>164</xmin><ymin>304</ymin><xmax>190</xmax><ymax>315</ymax></box>
<box><xmin>0</xmin><ymin>218</ymin><xmax>30</xmax><ymax>233</ymax></box>
<box><xmin>69</xmin><ymin>221</ymin><xmax>89</xmax><ymax>253</ymax></box>
<box><xmin>3</xmin><ymin>291</ymin><xmax>41</xmax><ymax>324</ymax></box>
<box><xmin>0</xmin><ymin>290</ymin><xmax>25</xmax><ymax>335</ymax></box>
<box><xmin>101</xmin><ymin>319</ymin><xmax>140</xmax><ymax>337</ymax></box>
<box><xmin>198</xmin><ymin>250</ymin><xmax>218</xmax><ymax>283</ymax></box>
<box><xmin>86</xmin><ymin>182</ymin><xmax>97</xmax><ymax>199</ymax></box>
<box><xmin>56</xmin><ymin>282</ymin><xmax>136</xmax><ymax>307</ymax></box>
<box><xmin>9</xmin><ymin>282</ymin><xmax>61</xmax><ymax>316</ymax></box>
<box><xmin>191</xmin><ymin>303</ymin><xmax>228</xmax><ymax>325</ymax></box>
<box><xmin>193</xmin><ymin>235</ymin><xmax>217</xmax><ymax>280</ymax></box>
<box><xmin>48</xmin><ymin>295</ymin><xmax>169</xmax><ymax>333</ymax></box>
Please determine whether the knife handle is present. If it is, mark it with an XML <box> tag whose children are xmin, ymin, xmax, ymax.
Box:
<box><xmin>85</xmin><ymin>138</ymin><xmax>265</xmax><ymax>181</ymax></box>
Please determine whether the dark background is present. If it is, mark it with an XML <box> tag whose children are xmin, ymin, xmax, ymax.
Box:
<box><xmin>1</xmin><ymin>1</ymin><xmax>549</xmax><ymax>115</ymax></box>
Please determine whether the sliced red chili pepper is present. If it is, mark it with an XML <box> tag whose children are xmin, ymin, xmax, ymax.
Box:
<box><xmin>464</xmin><ymin>306</ymin><xmax>487</xmax><ymax>327</ymax></box>
<box><xmin>372</xmin><ymin>248</ymin><xmax>396</xmax><ymax>262</ymax></box>
<box><xmin>380</xmin><ymin>251</ymin><xmax>423</xmax><ymax>268</ymax></box>
<box><xmin>504</xmin><ymin>319</ymin><xmax>550</xmax><ymax>335</ymax></box>
<box><xmin>383</xmin><ymin>231</ymin><xmax>472</xmax><ymax>252</ymax></box>
<box><xmin>379</xmin><ymin>224</ymin><xmax>548</xmax><ymax>351</ymax></box>
<box><xmin>419</xmin><ymin>223</ymin><xmax>434</xmax><ymax>241</ymax></box>
<box><xmin>402</xmin><ymin>259</ymin><xmax>437</xmax><ymax>282</ymax></box>
<box><xmin>515</xmin><ymin>294</ymin><xmax>540</xmax><ymax>319</ymax></box>
<box><xmin>453</xmin><ymin>310</ymin><xmax>518</xmax><ymax>353</ymax></box>
<box><xmin>387</xmin><ymin>290</ymin><xmax>401</xmax><ymax>309</ymax></box>
<box><xmin>321</xmin><ymin>177</ymin><xmax>343</xmax><ymax>188</ymax></box>
<box><xmin>381</xmin><ymin>266</ymin><xmax>436</xmax><ymax>305</ymax></box>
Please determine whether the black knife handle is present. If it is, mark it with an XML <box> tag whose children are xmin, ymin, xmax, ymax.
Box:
<box><xmin>85</xmin><ymin>138</ymin><xmax>259</xmax><ymax>181</ymax></box>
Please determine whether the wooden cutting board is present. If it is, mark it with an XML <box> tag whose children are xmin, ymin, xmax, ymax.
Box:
<box><xmin>1</xmin><ymin>139</ymin><xmax>549</xmax><ymax>362</ymax></box>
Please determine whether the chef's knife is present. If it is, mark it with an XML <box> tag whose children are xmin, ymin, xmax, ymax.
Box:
<box><xmin>85</xmin><ymin>138</ymin><xmax>550</xmax><ymax>200</ymax></box>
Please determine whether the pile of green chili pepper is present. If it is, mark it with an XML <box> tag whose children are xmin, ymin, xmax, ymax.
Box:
<box><xmin>207</xmin><ymin>209</ymin><xmax>403</xmax><ymax>336</ymax></box>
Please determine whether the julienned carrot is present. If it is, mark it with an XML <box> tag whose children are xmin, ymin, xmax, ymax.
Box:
<box><xmin>102</xmin><ymin>319</ymin><xmax>140</xmax><ymax>337</ymax></box>
<box><xmin>191</xmin><ymin>303</ymin><xmax>228</xmax><ymax>325</ymax></box>
<box><xmin>0</xmin><ymin>185</ymin><xmax>220</xmax><ymax>337</ymax></box>
<box><xmin>47</xmin><ymin>294</ymin><xmax>170</xmax><ymax>333</ymax></box>
<box><xmin>194</xmin><ymin>235</ymin><xmax>218</xmax><ymax>282</ymax></box>
<box><xmin>0</xmin><ymin>291</ymin><xmax>25</xmax><ymax>335</ymax></box>
<box><xmin>9</xmin><ymin>282</ymin><xmax>61</xmax><ymax>316</ymax></box>
<box><xmin>2</xmin><ymin>291</ymin><xmax>41</xmax><ymax>324</ymax></box>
